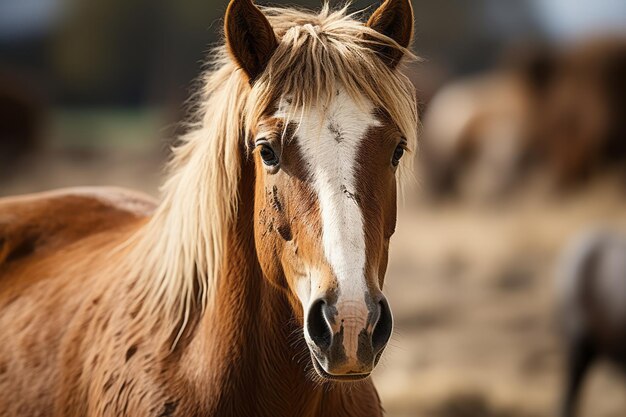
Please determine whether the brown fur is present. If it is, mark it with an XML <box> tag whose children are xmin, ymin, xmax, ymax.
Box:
<box><xmin>225</xmin><ymin>0</ymin><xmax>278</xmax><ymax>82</ymax></box>
<box><xmin>0</xmin><ymin>1</ymin><xmax>416</xmax><ymax>416</ymax></box>
<box><xmin>367</xmin><ymin>0</ymin><xmax>414</xmax><ymax>68</ymax></box>
<box><xmin>0</xmin><ymin>185</ymin><xmax>382</xmax><ymax>416</ymax></box>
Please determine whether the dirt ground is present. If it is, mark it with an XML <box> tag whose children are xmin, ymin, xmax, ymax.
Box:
<box><xmin>2</xmin><ymin>147</ymin><xmax>625</xmax><ymax>417</ymax></box>
<box><xmin>376</xmin><ymin>177</ymin><xmax>626</xmax><ymax>417</ymax></box>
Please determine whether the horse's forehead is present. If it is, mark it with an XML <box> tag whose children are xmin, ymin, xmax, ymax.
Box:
<box><xmin>275</xmin><ymin>90</ymin><xmax>381</xmax><ymax>151</ymax></box>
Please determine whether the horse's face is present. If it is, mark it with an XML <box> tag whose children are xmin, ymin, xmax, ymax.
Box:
<box><xmin>226</xmin><ymin>0</ymin><xmax>414</xmax><ymax>381</ymax></box>
<box><xmin>252</xmin><ymin>92</ymin><xmax>403</xmax><ymax>380</ymax></box>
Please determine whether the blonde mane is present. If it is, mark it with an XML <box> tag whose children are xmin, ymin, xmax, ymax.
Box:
<box><xmin>123</xmin><ymin>3</ymin><xmax>418</xmax><ymax>346</ymax></box>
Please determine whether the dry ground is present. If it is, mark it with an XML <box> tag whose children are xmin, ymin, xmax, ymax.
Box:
<box><xmin>376</xmin><ymin>177</ymin><xmax>626</xmax><ymax>417</ymax></box>
<box><xmin>2</xmin><ymin>146</ymin><xmax>625</xmax><ymax>417</ymax></box>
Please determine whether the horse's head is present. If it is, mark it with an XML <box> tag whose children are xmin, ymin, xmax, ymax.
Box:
<box><xmin>224</xmin><ymin>0</ymin><xmax>415</xmax><ymax>381</ymax></box>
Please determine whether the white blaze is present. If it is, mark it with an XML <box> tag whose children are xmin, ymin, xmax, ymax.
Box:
<box><xmin>292</xmin><ymin>89</ymin><xmax>380</xmax><ymax>301</ymax></box>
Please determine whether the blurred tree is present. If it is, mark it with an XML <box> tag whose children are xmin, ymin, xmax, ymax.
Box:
<box><xmin>0</xmin><ymin>0</ymin><xmax>577</xmax><ymax>109</ymax></box>
<box><xmin>49</xmin><ymin>0</ymin><xmax>220</xmax><ymax>106</ymax></box>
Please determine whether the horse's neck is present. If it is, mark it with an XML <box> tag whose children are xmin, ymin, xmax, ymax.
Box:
<box><xmin>180</xmin><ymin>160</ymin><xmax>324</xmax><ymax>416</ymax></box>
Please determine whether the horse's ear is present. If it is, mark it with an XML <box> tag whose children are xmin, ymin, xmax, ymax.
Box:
<box><xmin>225</xmin><ymin>0</ymin><xmax>278</xmax><ymax>82</ymax></box>
<box><xmin>366</xmin><ymin>0</ymin><xmax>414</xmax><ymax>68</ymax></box>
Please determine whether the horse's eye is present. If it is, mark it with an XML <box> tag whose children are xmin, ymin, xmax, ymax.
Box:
<box><xmin>392</xmin><ymin>144</ymin><xmax>405</xmax><ymax>167</ymax></box>
<box><xmin>259</xmin><ymin>144</ymin><xmax>279</xmax><ymax>166</ymax></box>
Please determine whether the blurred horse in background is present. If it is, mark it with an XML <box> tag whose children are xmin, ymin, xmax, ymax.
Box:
<box><xmin>537</xmin><ymin>39</ymin><xmax>626</xmax><ymax>186</ymax></box>
<box><xmin>0</xmin><ymin>0</ymin><xmax>418</xmax><ymax>416</ymax></box>
<box><xmin>419</xmin><ymin>46</ymin><xmax>555</xmax><ymax>199</ymax></box>
<box><xmin>557</xmin><ymin>230</ymin><xmax>626</xmax><ymax>417</ymax></box>
<box><xmin>420</xmin><ymin>38</ymin><xmax>626</xmax><ymax>199</ymax></box>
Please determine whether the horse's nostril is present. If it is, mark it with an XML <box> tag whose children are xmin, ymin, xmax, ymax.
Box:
<box><xmin>307</xmin><ymin>299</ymin><xmax>332</xmax><ymax>351</ymax></box>
<box><xmin>372</xmin><ymin>298</ymin><xmax>393</xmax><ymax>354</ymax></box>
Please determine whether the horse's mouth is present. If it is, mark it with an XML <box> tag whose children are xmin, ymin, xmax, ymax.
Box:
<box><xmin>311</xmin><ymin>355</ymin><xmax>371</xmax><ymax>382</ymax></box>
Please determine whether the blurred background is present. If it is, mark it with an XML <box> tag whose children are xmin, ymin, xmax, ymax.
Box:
<box><xmin>1</xmin><ymin>0</ymin><xmax>625</xmax><ymax>416</ymax></box>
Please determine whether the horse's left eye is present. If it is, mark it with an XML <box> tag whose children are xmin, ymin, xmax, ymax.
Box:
<box><xmin>392</xmin><ymin>144</ymin><xmax>405</xmax><ymax>167</ymax></box>
<box><xmin>259</xmin><ymin>144</ymin><xmax>279</xmax><ymax>166</ymax></box>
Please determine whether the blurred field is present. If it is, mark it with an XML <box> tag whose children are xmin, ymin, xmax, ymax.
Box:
<box><xmin>0</xmin><ymin>110</ymin><xmax>166</xmax><ymax>196</ymax></box>
<box><xmin>378</xmin><ymin>179</ymin><xmax>626</xmax><ymax>417</ymax></box>
<box><xmin>2</xmin><ymin>123</ymin><xmax>625</xmax><ymax>416</ymax></box>
<box><xmin>2</xmin><ymin>1</ymin><xmax>625</xmax><ymax>415</ymax></box>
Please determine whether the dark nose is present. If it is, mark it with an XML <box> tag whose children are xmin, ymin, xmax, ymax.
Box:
<box><xmin>306</xmin><ymin>299</ymin><xmax>333</xmax><ymax>351</ymax></box>
<box><xmin>306</xmin><ymin>295</ymin><xmax>393</xmax><ymax>377</ymax></box>
<box><xmin>371</xmin><ymin>296</ymin><xmax>393</xmax><ymax>354</ymax></box>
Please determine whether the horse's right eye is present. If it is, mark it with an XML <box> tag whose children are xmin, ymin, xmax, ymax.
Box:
<box><xmin>392</xmin><ymin>141</ymin><xmax>407</xmax><ymax>167</ymax></box>
<box><xmin>392</xmin><ymin>145</ymin><xmax>404</xmax><ymax>167</ymax></box>
<box><xmin>259</xmin><ymin>144</ymin><xmax>279</xmax><ymax>167</ymax></box>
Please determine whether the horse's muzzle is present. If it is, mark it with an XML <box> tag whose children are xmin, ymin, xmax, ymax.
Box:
<box><xmin>305</xmin><ymin>294</ymin><xmax>393</xmax><ymax>381</ymax></box>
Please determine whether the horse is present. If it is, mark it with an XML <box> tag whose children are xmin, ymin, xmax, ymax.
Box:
<box><xmin>419</xmin><ymin>69</ymin><xmax>539</xmax><ymax>199</ymax></box>
<box><xmin>417</xmin><ymin>43</ymin><xmax>558</xmax><ymax>200</ymax></box>
<box><xmin>0</xmin><ymin>0</ymin><xmax>418</xmax><ymax>416</ymax></box>
<box><xmin>536</xmin><ymin>38</ymin><xmax>626</xmax><ymax>186</ymax></box>
<box><xmin>556</xmin><ymin>230</ymin><xmax>626</xmax><ymax>417</ymax></box>
<box><xmin>420</xmin><ymin>38</ymin><xmax>626</xmax><ymax>199</ymax></box>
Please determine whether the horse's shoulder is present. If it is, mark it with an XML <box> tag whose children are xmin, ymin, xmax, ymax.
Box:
<box><xmin>0</xmin><ymin>187</ymin><xmax>157</xmax><ymax>265</ymax></box>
